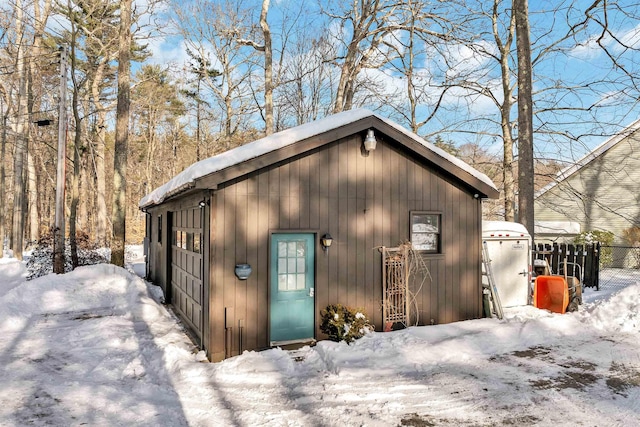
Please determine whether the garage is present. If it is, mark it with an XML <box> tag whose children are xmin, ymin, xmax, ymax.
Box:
<box><xmin>141</xmin><ymin>109</ymin><xmax>499</xmax><ymax>361</ymax></box>
<box><xmin>170</xmin><ymin>206</ymin><xmax>205</xmax><ymax>344</ymax></box>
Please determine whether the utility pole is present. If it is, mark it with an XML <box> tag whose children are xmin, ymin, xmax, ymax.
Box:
<box><xmin>53</xmin><ymin>46</ymin><xmax>68</xmax><ymax>274</ymax></box>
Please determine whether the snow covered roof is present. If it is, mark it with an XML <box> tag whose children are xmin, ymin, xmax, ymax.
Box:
<box><xmin>482</xmin><ymin>220</ymin><xmax>530</xmax><ymax>237</ymax></box>
<box><xmin>140</xmin><ymin>108</ymin><xmax>499</xmax><ymax>208</ymax></box>
<box><xmin>535</xmin><ymin>117</ymin><xmax>640</xmax><ymax>198</ymax></box>
<box><xmin>534</xmin><ymin>221</ymin><xmax>581</xmax><ymax>235</ymax></box>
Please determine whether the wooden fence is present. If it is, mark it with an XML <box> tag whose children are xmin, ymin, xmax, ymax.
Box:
<box><xmin>533</xmin><ymin>242</ymin><xmax>600</xmax><ymax>290</ymax></box>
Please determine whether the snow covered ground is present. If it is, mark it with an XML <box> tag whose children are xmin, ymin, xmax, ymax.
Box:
<box><xmin>1</xmin><ymin>247</ymin><xmax>639</xmax><ymax>426</ymax></box>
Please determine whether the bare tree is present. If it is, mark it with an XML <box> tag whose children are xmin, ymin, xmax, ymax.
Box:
<box><xmin>77</xmin><ymin>0</ymin><xmax>120</xmax><ymax>248</ymax></box>
<box><xmin>325</xmin><ymin>0</ymin><xmax>391</xmax><ymax>113</ymax></box>
<box><xmin>378</xmin><ymin>0</ymin><xmax>454</xmax><ymax>134</ymax></box>
<box><xmin>68</xmin><ymin>22</ymin><xmax>87</xmax><ymax>269</ymax></box>
<box><xmin>450</xmin><ymin>0</ymin><xmax>517</xmax><ymax>221</ymax></box>
<box><xmin>493</xmin><ymin>2</ymin><xmax>517</xmax><ymax>222</ymax></box>
<box><xmin>323</xmin><ymin>0</ymin><xmax>449</xmax><ymax>113</ymax></box>
<box><xmin>26</xmin><ymin>0</ymin><xmax>52</xmax><ymax>247</ymax></box>
<box><xmin>173</xmin><ymin>0</ymin><xmax>259</xmax><ymax>144</ymax></box>
<box><xmin>132</xmin><ymin>64</ymin><xmax>185</xmax><ymax>196</ymax></box>
<box><xmin>238</xmin><ymin>0</ymin><xmax>274</xmax><ymax>135</ymax></box>
<box><xmin>276</xmin><ymin>32</ymin><xmax>335</xmax><ymax>127</ymax></box>
<box><xmin>182</xmin><ymin>49</ymin><xmax>220</xmax><ymax>161</ymax></box>
<box><xmin>260</xmin><ymin>0</ymin><xmax>273</xmax><ymax>134</ymax></box>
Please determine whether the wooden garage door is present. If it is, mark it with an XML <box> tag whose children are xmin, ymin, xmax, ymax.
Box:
<box><xmin>171</xmin><ymin>207</ymin><xmax>204</xmax><ymax>342</ymax></box>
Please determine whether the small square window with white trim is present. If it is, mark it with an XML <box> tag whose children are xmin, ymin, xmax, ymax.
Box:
<box><xmin>410</xmin><ymin>212</ymin><xmax>441</xmax><ymax>253</ymax></box>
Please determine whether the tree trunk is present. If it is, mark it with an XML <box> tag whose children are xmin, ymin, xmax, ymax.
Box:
<box><xmin>501</xmin><ymin>117</ymin><xmax>516</xmax><ymax>222</ymax></box>
<box><xmin>79</xmin><ymin>152</ymin><xmax>89</xmax><ymax>232</ymax></box>
<box><xmin>70</xmin><ymin>69</ymin><xmax>83</xmax><ymax>268</ymax></box>
<box><xmin>11</xmin><ymin>0</ymin><xmax>28</xmax><ymax>260</ymax></box>
<box><xmin>95</xmin><ymin>111</ymin><xmax>108</xmax><ymax>247</ymax></box>
<box><xmin>260</xmin><ymin>0</ymin><xmax>273</xmax><ymax>135</ymax></box>
<box><xmin>26</xmin><ymin>0</ymin><xmax>51</xmax><ymax>247</ymax></box>
<box><xmin>53</xmin><ymin>46</ymin><xmax>68</xmax><ymax>274</ymax></box>
<box><xmin>0</xmin><ymin>110</ymin><xmax>7</xmax><ymax>257</ymax></box>
<box><xmin>70</xmin><ymin>142</ymin><xmax>81</xmax><ymax>268</ymax></box>
<box><xmin>70</xmin><ymin>29</ymin><xmax>84</xmax><ymax>269</ymax></box>
<box><xmin>110</xmin><ymin>0</ymin><xmax>132</xmax><ymax>267</ymax></box>
<box><xmin>514</xmin><ymin>0</ymin><xmax>534</xmax><ymax>237</ymax></box>
<box><xmin>27</xmin><ymin>151</ymin><xmax>39</xmax><ymax>245</ymax></box>
<box><xmin>196</xmin><ymin>78</ymin><xmax>201</xmax><ymax>162</ymax></box>
<box><xmin>89</xmin><ymin>49</ymin><xmax>111</xmax><ymax>248</ymax></box>
<box><xmin>495</xmin><ymin>1</ymin><xmax>516</xmax><ymax>222</ymax></box>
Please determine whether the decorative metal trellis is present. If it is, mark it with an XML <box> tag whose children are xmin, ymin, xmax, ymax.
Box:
<box><xmin>380</xmin><ymin>242</ymin><xmax>432</xmax><ymax>330</ymax></box>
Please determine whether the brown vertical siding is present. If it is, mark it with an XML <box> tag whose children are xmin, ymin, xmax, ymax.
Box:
<box><xmin>246</xmin><ymin>177</ymin><xmax>259</xmax><ymax>353</ymax></box>
<box><xmin>256</xmin><ymin>171</ymin><xmax>270</xmax><ymax>351</ymax></box>
<box><xmin>223</xmin><ymin>183</ymin><xmax>237</xmax><ymax>356</ymax></box>
<box><xmin>209</xmin><ymin>191</ymin><xmax>224</xmax><ymax>361</ymax></box>
<box><xmin>206</xmin><ymin>133</ymin><xmax>483</xmax><ymax>359</ymax></box>
<box><xmin>234</xmin><ymin>178</ymin><xmax>247</xmax><ymax>356</ymax></box>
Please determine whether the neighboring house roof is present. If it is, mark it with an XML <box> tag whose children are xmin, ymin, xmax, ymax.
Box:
<box><xmin>535</xmin><ymin>117</ymin><xmax>640</xmax><ymax>198</ymax></box>
<box><xmin>140</xmin><ymin>108</ymin><xmax>499</xmax><ymax>209</ymax></box>
<box><xmin>534</xmin><ymin>221</ymin><xmax>581</xmax><ymax>236</ymax></box>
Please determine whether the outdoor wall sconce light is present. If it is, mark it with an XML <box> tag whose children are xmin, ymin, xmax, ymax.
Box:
<box><xmin>199</xmin><ymin>199</ymin><xmax>208</xmax><ymax>208</ymax></box>
<box><xmin>321</xmin><ymin>233</ymin><xmax>333</xmax><ymax>251</ymax></box>
<box><xmin>363</xmin><ymin>129</ymin><xmax>377</xmax><ymax>152</ymax></box>
<box><xmin>235</xmin><ymin>263</ymin><xmax>252</xmax><ymax>280</ymax></box>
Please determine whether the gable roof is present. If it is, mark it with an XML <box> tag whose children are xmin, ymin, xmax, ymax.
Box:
<box><xmin>535</xmin><ymin>117</ymin><xmax>640</xmax><ymax>198</ymax></box>
<box><xmin>140</xmin><ymin>109</ymin><xmax>499</xmax><ymax>209</ymax></box>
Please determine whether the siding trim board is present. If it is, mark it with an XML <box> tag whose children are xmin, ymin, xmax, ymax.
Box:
<box><xmin>142</xmin><ymin>111</ymin><xmax>498</xmax><ymax>362</ymax></box>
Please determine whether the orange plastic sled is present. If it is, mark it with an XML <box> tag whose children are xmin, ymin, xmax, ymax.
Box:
<box><xmin>534</xmin><ymin>275</ymin><xmax>569</xmax><ymax>314</ymax></box>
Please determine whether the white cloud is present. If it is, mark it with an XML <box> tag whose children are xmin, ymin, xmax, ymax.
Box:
<box><xmin>442</xmin><ymin>41</ymin><xmax>496</xmax><ymax>81</ymax></box>
<box><xmin>147</xmin><ymin>36</ymin><xmax>191</xmax><ymax>66</ymax></box>
<box><xmin>615</xmin><ymin>23</ymin><xmax>640</xmax><ymax>51</ymax></box>
<box><xmin>569</xmin><ymin>35</ymin><xmax>602</xmax><ymax>59</ymax></box>
<box><xmin>570</xmin><ymin>23</ymin><xmax>640</xmax><ymax>59</ymax></box>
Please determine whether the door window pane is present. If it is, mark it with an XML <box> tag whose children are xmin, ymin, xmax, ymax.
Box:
<box><xmin>186</xmin><ymin>233</ymin><xmax>194</xmax><ymax>252</ymax></box>
<box><xmin>288</xmin><ymin>242</ymin><xmax>297</xmax><ymax>257</ymax></box>
<box><xmin>278</xmin><ymin>274</ymin><xmax>287</xmax><ymax>291</ymax></box>
<box><xmin>277</xmin><ymin>238</ymin><xmax>308</xmax><ymax>291</ymax></box>
<box><xmin>288</xmin><ymin>275</ymin><xmax>297</xmax><ymax>291</ymax></box>
<box><xmin>296</xmin><ymin>273</ymin><xmax>305</xmax><ymax>290</ymax></box>
<box><xmin>194</xmin><ymin>234</ymin><xmax>201</xmax><ymax>253</ymax></box>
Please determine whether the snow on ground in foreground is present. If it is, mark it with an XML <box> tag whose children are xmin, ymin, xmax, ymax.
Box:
<box><xmin>0</xmin><ymin>251</ymin><xmax>639</xmax><ymax>426</ymax></box>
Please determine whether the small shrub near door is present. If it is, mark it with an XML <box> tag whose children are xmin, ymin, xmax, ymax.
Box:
<box><xmin>320</xmin><ymin>304</ymin><xmax>374</xmax><ymax>343</ymax></box>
